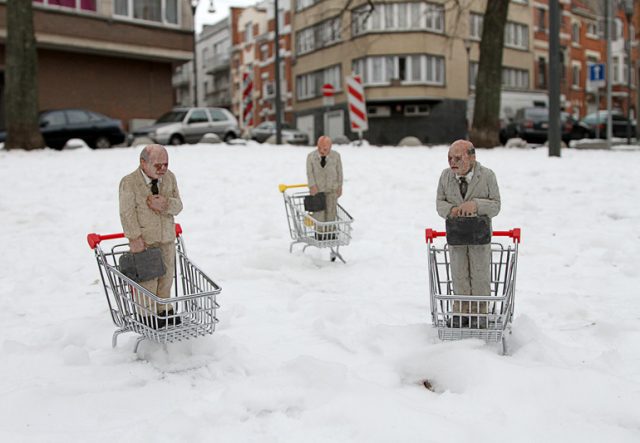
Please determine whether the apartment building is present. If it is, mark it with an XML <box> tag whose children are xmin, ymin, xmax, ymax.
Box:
<box><xmin>173</xmin><ymin>18</ymin><xmax>233</xmax><ymax>108</ymax></box>
<box><xmin>0</xmin><ymin>0</ymin><xmax>195</xmax><ymax>131</ymax></box>
<box><xmin>532</xmin><ymin>0</ymin><xmax>636</xmax><ymax>118</ymax></box>
<box><xmin>229</xmin><ymin>1</ymin><xmax>294</xmax><ymax>133</ymax></box>
<box><xmin>291</xmin><ymin>0</ymin><xmax>536</xmax><ymax>145</ymax></box>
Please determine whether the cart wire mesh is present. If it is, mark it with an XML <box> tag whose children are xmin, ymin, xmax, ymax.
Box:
<box><xmin>425</xmin><ymin>228</ymin><xmax>521</xmax><ymax>354</ymax></box>
<box><xmin>280</xmin><ymin>184</ymin><xmax>354</xmax><ymax>263</ymax></box>
<box><xmin>87</xmin><ymin>224</ymin><xmax>221</xmax><ymax>352</ymax></box>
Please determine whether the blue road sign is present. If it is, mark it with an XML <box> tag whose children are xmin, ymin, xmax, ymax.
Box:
<box><xmin>588</xmin><ymin>63</ymin><xmax>605</xmax><ymax>82</ymax></box>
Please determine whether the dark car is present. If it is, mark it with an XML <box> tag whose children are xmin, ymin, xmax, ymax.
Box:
<box><xmin>578</xmin><ymin>110</ymin><xmax>636</xmax><ymax>139</ymax></box>
<box><xmin>500</xmin><ymin>107</ymin><xmax>587</xmax><ymax>144</ymax></box>
<box><xmin>0</xmin><ymin>109</ymin><xmax>125</xmax><ymax>150</ymax></box>
<box><xmin>249</xmin><ymin>121</ymin><xmax>309</xmax><ymax>145</ymax></box>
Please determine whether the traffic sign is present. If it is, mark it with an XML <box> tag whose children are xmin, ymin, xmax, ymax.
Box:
<box><xmin>321</xmin><ymin>83</ymin><xmax>335</xmax><ymax>97</ymax></box>
<box><xmin>588</xmin><ymin>63</ymin><xmax>605</xmax><ymax>89</ymax></box>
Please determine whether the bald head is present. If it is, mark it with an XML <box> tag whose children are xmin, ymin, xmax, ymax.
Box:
<box><xmin>140</xmin><ymin>144</ymin><xmax>169</xmax><ymax>179</ymax></box>
<box><xmin>317</xmin><ymin>135</ymin><xmax>332</xmax><ymax>156</ymax></box>
<box><xmin>448</xmin><ymin>139</ymin><xmax>476</xmax><ymax>176</ymax></box>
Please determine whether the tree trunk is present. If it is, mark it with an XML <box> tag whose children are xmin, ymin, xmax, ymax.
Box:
<box><xmin>469</xmin><ymin>0</ymin><xmax>510</xmax><ymax>148</ymax></box>
<box><xmin>4</xmin><ymin>0</ymin><xmax>45</xmax><ymax>150</ymax></box>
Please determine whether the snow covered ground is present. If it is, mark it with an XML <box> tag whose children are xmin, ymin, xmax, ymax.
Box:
<box><xmin>1</xmin><ymin>142</ymin><xmax>639</xmax><ymax>442</ymax></box>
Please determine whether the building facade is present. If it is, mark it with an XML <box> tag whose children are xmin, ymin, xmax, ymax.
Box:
<box><xmin>0</xmin><ymin>0</ymin><xmax>195</xmax><ymax>131</ymax></box>
<box><xmin>229</xmin><ymin>0</ymin><xmax>294</xmax><ymax>134</ymax></box>
<box><xmin>291</xmin><ymin>0</ymin><xmax>538</xmax><ymax>145</ymax></box>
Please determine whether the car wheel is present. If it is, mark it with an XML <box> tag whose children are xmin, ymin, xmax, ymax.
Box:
<box><xmin>169</xmin><ymin>134</ymin><xmax>184</xmax><ymax>145</ymax></box>
<box><xmin>93</xmin><ymin>136</ymin><xmax>112</xmax><ymax>149</ymax></box>
<box><xmin>224</xmin><ymin>133</ymin><xmax>236</xmax><ymax>143</ymax></box>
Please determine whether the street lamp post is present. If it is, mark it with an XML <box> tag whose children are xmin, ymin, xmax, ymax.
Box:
<box><xmin>190</xmin><ymin>0</ymin><xmax>199</xmax><ymax>107</ymax></box>
<box><xmin>624</xmin><ymin>0</ymin><xmax>634</xmax><ymax>144</ymax></box>
<box><xmin>464</xmin><ymin>38</ymin><xmax>472</xmax><ymax>97</ymax></box>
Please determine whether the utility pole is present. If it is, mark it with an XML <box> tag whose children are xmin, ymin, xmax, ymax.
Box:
<box><xmin>274</xmin><ymin>0</ymin><xmax>282</xmax><ymax>145</ymax></box>
<box><xmin>606</xmin><ymin>0</ymin><xmax>613</xmax><ymax>149</ymax></box>
<box><xmin>191</xmin><ymin>0</ymin><xmax>199</xmax><ymax>107</ymax></box>
<box><xmin>548</xmin><ymin>0</ymin><xmax>561</xmax><ymax>157</ymax></box>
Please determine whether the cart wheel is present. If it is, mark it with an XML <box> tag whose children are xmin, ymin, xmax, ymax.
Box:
<box><xmin>330</xmin><ymin>251</ymin><xmax>336</xmax><ymax>262</ymax></box>
<box><xmin>331</xmin><ymin>256</ymin><xmax>336</xmax><ymax>262</ymax></box>
<box><xmin>500</xmin><ymin>337</ymin><xmax>508</xmax><ymax>356</ymax></box>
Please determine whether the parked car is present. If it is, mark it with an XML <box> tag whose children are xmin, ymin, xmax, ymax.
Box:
<box><xmin>499</xmin><ymin>107</ymin><xmax>588</xmax><ymax>144</ymax></box>
<box><xmin>129</xmin><ymin>107</ymin><xmax>240</xmax><ymax>145</ymax></box>
<box><xmin>249</xmin><ymin>121</ymin><xmax>310</xmax><ymax>145</ymax></box>
<box><xmin>578</xmin><ymin>110</ymin><xmax>636</xmax><ymax>139</ymax></box>
<box><xmin>0</xmin><ymin>108</ymin><xmax>126</xmax><ymax>150</ymax></box>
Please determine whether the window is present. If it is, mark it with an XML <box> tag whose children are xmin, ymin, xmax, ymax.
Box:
<box><xmin>34</xmin><ymin>0</ymin><xmax>97</xmax><ymax>11</ymax></box>
<box><xmin>352</xmin><ymin>54</ymin><xmax>445</xmax><ymax>86</ymax></box>
<box><xmin>572</xmin><ymin>23</ymin><xmax>580</xmax><ymax>43</ymax></box>
<box><xmin>586</xmin><ymin>21</ymin><xmax>598</xmax><ymax>38</ymax></box>
<box><xmin>505</xmin><ymin>22</ymin><xmax>528</xmax><ymax>50</ymax></box>
<box><xmin>537</xmin><ymin>9</ymin><xmax>546</xmax><ymax>31</ymax></box>
<box><xmin>261</xmin><ymin>44</ymin><xmax>269</xmax><ymax>61</ymax></box>
<box><xmin>405</xmin><ymin>104</ymin><xmax>430</xmax><ymax>116</ymax></box>
<box><xmin>470</xmin><ymin>62</ymin><xmax>478</xmax><ymax>90</ymax></box>
<box><xmin>295</xmin><ymin>0</ymin><xmax>321</xmax><ymax>11</ymax></box>
<box><xmin>66</xmin><ymin>110</ymin><xmax>90</xmax><ymax>124</ymax></box>
<box><xmin>470</xmin><ymin>13</ymin><xmax>483</xmax><ymax>40</ymax></box>
<box><xmin>572</xmin><ymin>64</ymin><xmax>581</xmax><ymax>87</ymax></box>
<box><xmin>296</xmin><ymin>65</ymin><xmax>342</xmax><ymax>100</ymax></box>
<box><xmin>352</xmin><ymin>2</ymin><xmax>444</xmax><ymax>36</ymax></box>
<box><xmin>296</xmin><ymin>17</ymin><xmax>341</xmax><ymax>55</ymax></box>
<box><xmin>114</xmin><ymin>0</ymin><xmax>178</xmax><ymax>24</ymax></box>
<box><xmin>615</xmin><ymin>18</ymin><xmax>623</xmax><ymax>40</ymax></box>
<box><xmin>245</xmin><ymin>22</ymin><xmax>253</xmax><ymax>43</ymax></box>
<box><xmin>368</xmin><ymin>106</ymin><xmax>391</xmax><ymax>117</ymax></box>
<box><xmin>209</xmin><ymin>109</ymin><xmax>228</xmax><ymax>122</ymax></box>
<box><xmin>188</xmin><ymin>110</ymin><xmax>209</xmax><ymax>123</ymax></box>
<box><xmin>40</xmin><ymin>111</ymin><xmax>67</xmax><ymax>127</ymax></box>
<box><xmin>502</xmin><ymin>67</ymin><xmax>529</xmax><ymax>89</ymax></box>
<box><xmin>613</xmin><ymin>56</ymin><xmax>620</xmax><ymax>83</ymax></box>
<box><xmin>538</xmin><ymin>57</ymin><xmax>547</xmax><ymax>89</ymax></box>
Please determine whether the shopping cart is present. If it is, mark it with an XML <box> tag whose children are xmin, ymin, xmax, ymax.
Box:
<box><xmin>425</xmin><ymin>228</ymin><xmax>521</xmax><ymax>354</ymax></box>
<box><xmin>87</xmin><ymin>224</ymin><xmax>221</xmax><ymax>353</ymax></box>
<box><xmin>279</xmin><ymin>183</ymin><xmax>354</xmax><ymax>263</ymax></box>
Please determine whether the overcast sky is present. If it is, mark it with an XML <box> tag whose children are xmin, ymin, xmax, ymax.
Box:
<box><xmin>195</xmin><ymin>0</ymin><xmax>259</xmax><ymax>33</ymax></box>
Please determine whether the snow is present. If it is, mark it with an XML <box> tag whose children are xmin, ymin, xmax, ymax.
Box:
<box><xmin>1</xmin><ymin>142</ymin><xmax>639</xmax><ymax>442</ymax></box>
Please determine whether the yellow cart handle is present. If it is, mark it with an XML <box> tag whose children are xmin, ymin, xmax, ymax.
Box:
<box><xmin>278</xmin><ymin>183</ymin><xmax>308</xmax><ymax>193</ymax></box>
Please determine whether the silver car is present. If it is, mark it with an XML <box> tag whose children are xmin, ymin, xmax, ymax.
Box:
<box><xmin>129</xmin><ymin>107</ymin><xmax>240</xmax><ymax>145</ymax></box>
<box><xmin>249</xmin><ymin>121</ymin><xmax>310</xmax><ymax>145</ymax></box>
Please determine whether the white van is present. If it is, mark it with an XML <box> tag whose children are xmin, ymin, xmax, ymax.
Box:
<box><xmin>467</xmin><ymin>90</ymin><xmax>549</xmax><ymax>127</ymax></box>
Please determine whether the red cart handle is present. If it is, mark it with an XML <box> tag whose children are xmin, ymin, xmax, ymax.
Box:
<box><xmin>425</xmin><ymin>227</ymin><xmax>521</xmax><ymax>243</ymax></box>
<box><xmin>87</xmin><ymin>223</ymin><xmax>183</xmax><ymax>249</ymax></box>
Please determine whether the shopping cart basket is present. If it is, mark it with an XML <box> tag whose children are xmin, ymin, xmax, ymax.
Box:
<box><xmin>279</xmin><ymin>183</ymin><xmax>354</xmax><ymax>263</ymax></box>
<box><xmin>425</xmin><ymin>228</ymin><xmax>521</xmax><ymax>354</ymax></box>
<box><xmin>87</xmin><ymin>224</ymin><xmax>221</xmax><ymax>353</ymax></box>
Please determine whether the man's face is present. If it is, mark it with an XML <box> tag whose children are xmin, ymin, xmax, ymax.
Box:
<box><xmin>317</xmin><ymin>138</ymin><xmax>332</xmax><ymax>156</ymax></box>
<box><xmin>141</xmin><ymin>149</ymin><xmax>169</xmax><ymax>179</ymax></box>
<box><xmin>448</xmin><ymin>145</ymin><xmax>474</xmax><ymax>175</ymax></box>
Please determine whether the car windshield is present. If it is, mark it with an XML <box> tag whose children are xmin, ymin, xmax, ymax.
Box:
<box><xmin>523</xmin><ymin>108</ymin><xmax>548</xmax><ymax>121</ymax></box>
<box><xmin>156</xmin><ymin>111</ymin><xmax>187</xmax><ymax>124</ymax></box>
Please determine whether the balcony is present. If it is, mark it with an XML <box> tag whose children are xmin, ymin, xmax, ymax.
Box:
<box><xmin>172</xmin><ymin>67</ymin><xmax>191</xmax><ymax>87</ymax></box>
<box><xmin>206</xmin><ymin>90</ymin><xmax>232</xmax><ymax>107</ymax></box>
<box><xmin>206</xmin><ymin>51</ymin><xmax>231</xmax><ymax>74</ymax></box>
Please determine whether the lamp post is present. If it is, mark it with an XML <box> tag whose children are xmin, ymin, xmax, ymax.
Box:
<box><xmin>464</xmin><ymin>38</ymin><xmax>472</xmax><ymax>97</ymax></box>
<box><xmin>274</xmin><ymin>0</ymin><xmax>282</xmax><ymax>145</ymax></box>
<box><xmin>623</xmin><ymin>0</ymin><xmax>634</xmax><ymax>144</ymax></box>
<box><xmin>190</xmin><ymin>0</ymin><xmax>199</xmax><ymax>107</ymax></box>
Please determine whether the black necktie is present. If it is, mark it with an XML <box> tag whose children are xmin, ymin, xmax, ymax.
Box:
<box><xmin>459</xmin><ymin>177</ymin><xmax>467</xmax><ymax>199</ymax></box>
<box><xmin>320</xmin><ymin>156</ymin><xmax>326</xmax><ymax>167</ymax></box>
<box><xmin>151</xmin><ymin>179</ymin><xmax>159</xmax><ymax>195</ymax></box>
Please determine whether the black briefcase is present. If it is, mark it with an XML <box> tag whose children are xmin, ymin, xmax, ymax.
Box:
<box><xmin>118</xmin><ymin>247</ymin><xmax>166</xmax><ymax>282</ymax></box>
<box><xmin>304</xmin><ymin>192</ymin><xmax>326</xmax><ymax>212</ymax></box>
<box><xmin>446</xmin><ymin>215</ymin><xmax>492</xmax><ymax>246</ymax></box>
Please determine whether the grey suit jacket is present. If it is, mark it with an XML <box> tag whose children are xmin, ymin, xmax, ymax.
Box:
<box><xmin>436</xmin><ymin>161</ymin><xmax>501</xmax><ymax>220</ymax></box>
<box><xmin>306</xmin><ymin>150</ymin><xmax>343</xmax><ymax>193</ymax></box>
<box><xmin>119</xmin><ymin>168</ymin><xmax>183</xmax><ymax>245</ymax></box>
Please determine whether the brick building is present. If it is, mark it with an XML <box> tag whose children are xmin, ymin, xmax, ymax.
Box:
<box><xmin>0</xmin><ymin>0</ymin><xmax>195</xmax><ymax>132</ymax></box>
